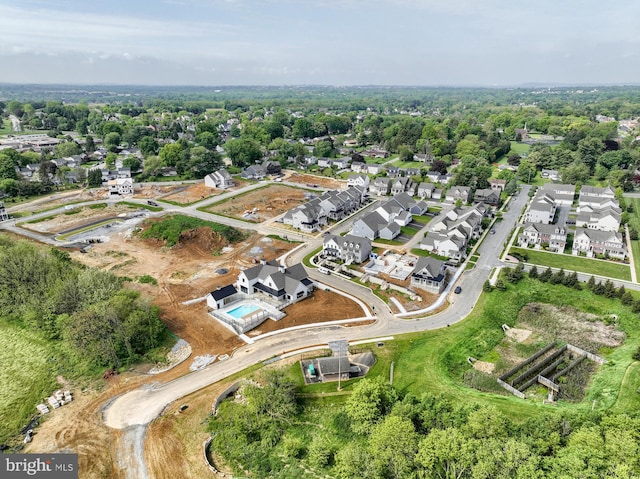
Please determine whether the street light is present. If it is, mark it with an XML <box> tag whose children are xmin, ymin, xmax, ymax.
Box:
<box><xmin>328</xmin><ymin>339</ymin><xmax>349</xmax><ymax>391</ymax></box>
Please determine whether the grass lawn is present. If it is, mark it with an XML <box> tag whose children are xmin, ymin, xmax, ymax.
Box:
<box><xmin>410</xmin><ymin>248</ymin><xmax>448</xmax><ymax>261</ymax></box>
<box><xmin>364</xmin><ymin>157</ymin><xmax>390</xmax><ymax>165</ymax></box>
<box><xmin>624</xmin><ymin>197</ymin><xmax>640</xmax><ymax>280</ymax></box>
<box><xmin>285</xmin><ymin>279</ymin><xmax>640</xmax><ymax>420</ymax></box>
<box><xmin>0</xmin><ymin>119</ymin><xmax>12</xmax><ymax>135</ymax></box>
<box><xmin>389</xmin><ymin>279</ymin><xmax>640</xmax><ymax>417</ymax></box>
<box><xmin>510</xmin><ymin>247</ymin><xmax>631</xmax><ymax>281</ymax></box>
<box><xmin>374</xmin><ymin>238</ymin><xmax>404</xmax><ymax>246</ymax></box>
<box><xmin>389</xmin><ymin>159</ymin><xmax>425</xmax><ymax>169</ymax></box>
<box><xmin>400</xmin><ymin>225</ymin><xmax>420</xmax><ymax>236</ymax></box>
<box><xmin>0</xmin><ymin>322</ymin><xmax>59</xmax><ymax>444</ymax></box>
<box><xmin>411</xmin><ymin>215</ymin><xmax>433</xmax><ymax>225</ymax></box>
<box><xmin>509</xmin><ymin>141</ymin><xmax>531</xmax><ymax>156</ymax></box>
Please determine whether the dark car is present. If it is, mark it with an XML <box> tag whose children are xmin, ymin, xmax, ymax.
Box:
<box><xmin>454</xmin><ymin>286</ymin><xmax>462</xmax><ymax>294</ymax></box>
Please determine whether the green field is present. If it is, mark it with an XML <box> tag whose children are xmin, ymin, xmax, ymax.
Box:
<box><xmin>0</xmin><ymin>323</ymin><xmax>59</xmax><ymax>444</ymax></box>
<box><xmin>510</xmin><ymin>247</ymin><xmax>632</xmax><ymax>281</ymax></box>
<box><xmin>322</xmin><ymin>279</ymin><xmax>638</xmax><ymax>416</ymax></box>
<box><xmin>0</xmin><ymin>119</ymin><xmax>12</xmax><ymax>135</ymax></box>
<box><xmin>389</xmin><ymin>159</ymin><xmax>425</xmax><ymax>169</ymax></box>
<box><xmin>509</xmin><ymin>141</ymin><xmax>531</xmax><ymax>156</ymax></box>
<box><xmin>624</xmin><ymin>197</ymin><xmax>640</xmax><ymax>280</ymax></box>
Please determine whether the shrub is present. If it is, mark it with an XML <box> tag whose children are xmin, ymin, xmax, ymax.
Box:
<box><xmin>138</xmin><ymin>275</ymin><xmax>158</xmax><ymax>286</ymax></box>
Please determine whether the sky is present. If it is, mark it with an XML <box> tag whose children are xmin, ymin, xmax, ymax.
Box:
<box><xmin>0</xmin><ymin>0</ymin><xmax>639</xmax><ymax>87</ymax></box>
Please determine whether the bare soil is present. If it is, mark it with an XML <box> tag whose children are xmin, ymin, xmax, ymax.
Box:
<box><xmin>24</xmin><ymin>222</ymin><xmax>365</xmax><ymax>478</ymax></box>
<box><xmin>505</xmin><ymin>328</ymin><xmax>532</xmax><ymax>343</ymax></box>
<box><xmin>473</xmin><ymin>361</ymin><xmax>496</xmax><ymax>374</ymax></box>
<box><xmin>245</xmin><ymin>288</ymin><xmax>367</xmax><ymax>337</ymax></box>
<box><xmin>7</xmin><ymin>185</ymin><xmax>187</xmax><ymax>215</ymax></box>
<box><xmin>21</xmin><ymin>203</ymin><xmax>138</xmax><ymax>234</ymax></box>
<box><xmin>160</xmin><ymin>182</ymin><xmax>220</xmax><ymax>204</ymax></box>
<box><xmin>203</xmin><ymin>184</ymin><xmax>310</xmax><ymax>222</ymax></box>
<box><xmin>284</xmin><ymin>172</ymin><xmax>345</xmax><ymax>189</ymax></box>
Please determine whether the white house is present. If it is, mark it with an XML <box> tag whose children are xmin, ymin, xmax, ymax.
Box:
<box><xmin>347</xmin><ymin>173</ymin><xmax>370</xmax><ymax>190</ymax></box>
<box><xmin>323</xmin><ymin>234</ymin><xmax>372</xmax><ymax>264</ymax></box>
<box><xmin>572</xmin><ymin>228</ymin><xmax>627</xmax><ymax>259</ymax></box>
<box><xmin>410</xmin><ymin>257</ymin><xmax>447</xmax><ymax>293</ymax></box>
<box><xmin>107</xmin><ymin>178</ymin><xmax>133</xmax><ymax>196</ymax></box>
<box><xmin>518</xmin><ymin>223</ymin><xmax>568</xmax><ymax>252</ymax></box>
<box><xmin>204</xmin><ymin>169</ymin><xmax>234</xmax><ymax>189</ymax></box>
<box><xmin>236</xmin><ymin>261</ymin><xmax>314</xmax><ymax>302</ymax></box>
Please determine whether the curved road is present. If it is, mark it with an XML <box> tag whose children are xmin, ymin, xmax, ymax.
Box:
<box><xmin>103</xmin><ymin>186</ymin><xmax>532</xmax><ymax>431</ymax></box>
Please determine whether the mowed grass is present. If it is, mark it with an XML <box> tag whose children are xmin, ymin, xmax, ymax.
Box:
<box><xmin>393</xmin><ymin>279</ymin><xmax>640</xmax><ymax>416</ymax></box>
<box><xmin>510</xmin><ymin>247</ymin><xmax>631</xmax><ymax>281</ymax></box>
<box><xmin>286</xmin><ymin>278</ymin><xmax>640</xmax><ymax>421</ymax></box>
<box><xmin>624</xmin><ymin>196</ymin><xmax>640</xmax><ymax>280</ymax></box>
<box><xmin>0</xmin><ymin>322</ymin><xmax>58</xmax><ymax>444</ymax></box>
<box><xmin>509</xmin><ymin>141</ymin><xmax>531</xmax><ymax>155</ymax></box>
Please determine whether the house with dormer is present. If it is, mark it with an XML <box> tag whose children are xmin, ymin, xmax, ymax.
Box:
<box><xmin>236</xmin><ymin>261</ymin><xmax>314</xmax><ymax>303</ymax></box>
<box><xmin>446</xmin><ymin>186</ymin><xmax>471</xmax><ymax>204</ymax></box>
<box><xmin>410</xmin><ymin>257</ymin><xmax>447</xmax><ymax>293</ymax></box>
<box><xmin>518</xmin><ymin>223</ymin><xmax>568</xmax><ymax>252</ymax></box>
<box><xmin>572</xmin><ymin>228</ymin><xmax>627</xmax><ymax>259</ymax></box>
<box><xmin>417</xmin><ymin>182</ymin><xmax>435</xmax><ymax>199</ymax></box>
<box><xmin>323</xmin><ymin>234</ymin><xmax>372</xmax><ymax>264</ymax></box>
<box><xmin>370</xmin><ymin>177</ymin><xmax>391</xmax><ymax>196</ymax></box>
<box><xmin>391</xmin><ymin>177</ymin><xmax>413</xmax><ymax>195</ymax></box>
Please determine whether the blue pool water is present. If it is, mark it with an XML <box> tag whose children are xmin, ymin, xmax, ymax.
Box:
<box><xmin>227</xmin><ymin>304</ymin><xmax>260</xmax><ymax>318</ymax></box>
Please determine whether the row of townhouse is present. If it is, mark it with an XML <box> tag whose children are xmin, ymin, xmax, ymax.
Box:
<box><xmin>204</xmin><ymin>168</ymin><xmax>234</xmax><ymax>189</ymax></box>
<box><xmin>522</xmin><ymin>181</ymin><xmax>576</xmax><ymax>225</ymax></box>
<box><xmin>351</xmin><ymin>193</ymin><xmax>428</xmax><ymax>241</ymax></box>
<box><xmin>572</xmin><ymin>228</ymin><xmax>627</xmax><ymax>259</ymax></box>
<box><xmin>518</xmin><ymin>224</ymin><xmax>568</xmax><ymax>252</ymax></box>
<box><xmin>576</xmin><ymin>185</ymin><xmax>620</xmax><ymax>232</ymax></box>
<box><xmin>419</xmin><ymin>204</ymin><xmax>488</xmax><ymax>262</ymax></box>
<box><xmin>519</xmin><ymin>184</ymin><xmax>625</xmax><ymax>256</ymax></box>
<box><xmin>281</xmin><ymin>186</ymin><xmax>366</xmax><ymax>233</ymax></box>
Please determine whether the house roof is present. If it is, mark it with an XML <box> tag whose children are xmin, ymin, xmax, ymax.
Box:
<box><xmin>317</xmin><ymin>356</ymin><xmax>351</xmax><ymax>375</ymax></box>
<box><xmin>413</xmin><ymin>256</ymin><xmax>446</xmax><ymax>280</ymax></box>
<box><xmin>210</xmin><ymin>284</ymin><xmax>237</xmax><ymax>300</ymax></box>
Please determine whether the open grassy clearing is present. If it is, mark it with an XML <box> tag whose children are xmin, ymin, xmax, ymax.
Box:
<box><xmin>282</xmin><ymin>278</ymin><xmax>640</xmax><ymax>421</ymax></box>
<box><xmin>509</xmin><ymin>141</ymin><xmax>531</xmax><ymax>156</ymax></box>
<box><xmin>624</xmin><ymin>197</ymin><xmax>640</xmax><ymax>280</ymax></box>
<box><xmin>510</xmin><ymin>247</ymin><xmax>631</xmax><ymax>281</ymax></box>
<box><xmin>0</xmin><ymin>119</ymin><xmax>12</xmax><ymax>135</ymax></box>
<box><xmin>389</xmin><ymin>159</ymin><xmax>425</xmax><ymax>169</ymax></box>
<box><xmin>0</xmin><ymin>322</ymin><xmax>59</xmax><ymax>444</ymax></box>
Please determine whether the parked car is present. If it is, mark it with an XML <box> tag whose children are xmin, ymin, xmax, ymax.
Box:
<box><xmin>454</xmin><ymin>286</ymin><xmax>462</xmax><ymax>294</ymax></box>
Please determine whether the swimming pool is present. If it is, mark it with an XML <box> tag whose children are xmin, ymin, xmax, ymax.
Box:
<box><xmin>227</xmin><ymin>304</ymin><xmax>261</xmax><ymax>318</ymax></box>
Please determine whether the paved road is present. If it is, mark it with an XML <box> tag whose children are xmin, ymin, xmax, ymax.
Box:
<box><xmin>103</xmin><ymin>189</ymin><xmax>534</xmax><ymax>431</ymax></box>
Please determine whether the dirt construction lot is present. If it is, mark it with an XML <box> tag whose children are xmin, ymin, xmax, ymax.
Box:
<box><xmin>25</xmin><ymin>219</ymin><xmax>364</xmax><ymax>478</ymax></box>
<box><xmin>203</xmin><ymin>184</ymin><xmax>311</xmax><ymax>222</ymax></box>
<box><xmin>285</xmin><ymin>172</ymin><xmax>345</xmax><ymax>189</ymax></box>
<box><xmin>159</xmin><ymin>179</ymin><xmax>250</xmax><ymax>205</ymax></box>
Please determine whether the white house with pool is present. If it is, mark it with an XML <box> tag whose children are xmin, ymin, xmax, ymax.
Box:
<box><xmin>206</xmin><ymin>260</ymin><xmax>315</xmax><ymax>334</ymax></box>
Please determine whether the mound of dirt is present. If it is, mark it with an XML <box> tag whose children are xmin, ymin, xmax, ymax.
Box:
<box><xmin>177</xmin><ymin>227</ymin><xmax>228</xmax><ymax>254</ymax></box>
